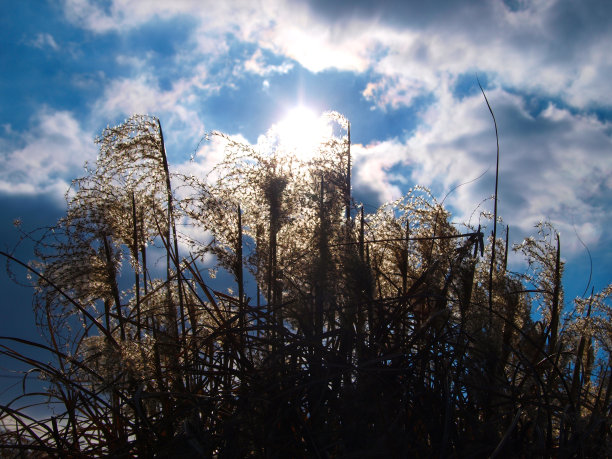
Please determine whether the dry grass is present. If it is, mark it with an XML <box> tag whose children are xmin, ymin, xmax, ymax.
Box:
<box><xmin>1</xmin><ymin>114</ymin><xmax>610</xmax><ymax>457</ymax></box>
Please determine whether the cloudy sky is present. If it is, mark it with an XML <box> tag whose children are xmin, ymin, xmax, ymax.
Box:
<box><xmin>1</xmin><ymin>0</ymin><xmax>611</xmax><ymax>346</ymax></box>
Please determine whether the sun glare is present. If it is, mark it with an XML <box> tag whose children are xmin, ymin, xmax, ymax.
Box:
<box><xmin>272</xmin><ymin>106</ymin><xmax>332</xmax><ymax>161</ymax></box>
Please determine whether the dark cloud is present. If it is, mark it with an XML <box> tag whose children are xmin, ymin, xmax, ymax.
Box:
<box><xmin>304</xmin><ymin>0</ymin><xmax>488</xmax><ymax>28</ymax></box>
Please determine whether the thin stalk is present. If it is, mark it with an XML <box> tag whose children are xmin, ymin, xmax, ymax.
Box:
<box><xmin>236</xmin><ymin>205</ymin><xmax>245</xmax><ymax>352</ymax></box>
<box><xmin>402</xmin><ymin>221</ymin><xmax>410</xmax><ymax>295</ymax></box>
<box><xmin>345</xmin><ymin>121</ymin><xmax>351</xmax><ymax>224</ymax></box>
<box><xmin>359</xmin><ymin>206</ymin><xmax>365</xmax><ymax>262</ymax></box>
<box><xmin>157</xmin><ymin>118</ymin><xmax>185</xmax><ymax>345</ymax></box>
<box><xmin>139</xmin><ymin>211</ymin><xmax>149</xmax><ymax>296</ymax></box>
<box><xmin>503</xmin><ymin>225</ymin><xmax>509</xmax><ymax>272</ymax></box>
<box><xmin>478</xmin><ymin>78</ymin><xmax>500</xmax><ymax>324</ymax></box>
<box><xmin>102</xmin><ymin>233</ymin><xmax>125</xmax><ymax>341</ymax></box>
<box><xmin>570</xmin><ymin>329</ymin><xmax>588</xmax><ymax>413</ymax></box>
<box><xmin>548</xmin><ymin>233</ymin><xmax>561</xmax><ymax>355</ymax></box>
<box><xmin>315</xmin><ymin>176</ymin><xmax>326</xmax><ymax>344</ymax></box>
<box><xmin>131</xmin><ymin>192</ymin><xmax>141</xmax><ymax>340</ymax></box>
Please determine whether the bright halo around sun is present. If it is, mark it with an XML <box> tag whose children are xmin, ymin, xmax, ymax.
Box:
<box><xmin>272</xmin><ymin>106</ymin><xmax>333</xmax><ymax>161</ymax></box>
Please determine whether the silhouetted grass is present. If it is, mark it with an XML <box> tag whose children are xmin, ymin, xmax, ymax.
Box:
<box><xmin>1</xmin><ymin>113</ymin><xmax>610</xmax><ymax>458</ymax></box>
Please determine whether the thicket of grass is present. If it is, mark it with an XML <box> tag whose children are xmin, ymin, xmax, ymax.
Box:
<box><xmin>1</xmin><ymin>113</ymin><xmax>610</xmax><ymax>457</ymax></box>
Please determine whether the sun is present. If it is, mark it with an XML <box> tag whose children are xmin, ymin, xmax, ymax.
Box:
<box><xmin>272</xmin><ymin>106</ymin><xmax>332</xmax><ymax>161</ymax></box>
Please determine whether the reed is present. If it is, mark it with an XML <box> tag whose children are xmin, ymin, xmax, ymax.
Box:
<box><xmin>1</xmin><ymin>113</ymin><xmax>610</xmax><ymax>457</ymax></box>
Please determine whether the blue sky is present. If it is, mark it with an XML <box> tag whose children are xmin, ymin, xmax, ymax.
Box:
<box><xmin>1</xmin><ymin>0</ymin><xmax>611</xmax><ymax>354</ymax></box>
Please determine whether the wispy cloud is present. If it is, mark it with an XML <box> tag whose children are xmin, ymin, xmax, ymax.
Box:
<box><xmin>29</xmin><ymin>33</ymin><xmax>59</xmax><ymax>51</ymax></box>
<box><xmin>94</xmin><ymin>66</ymin><xmax>218</xmax><ymax>148</ymax></box>
<box><xmin>243</xmin><ymin>49</ymin><xmax>293</xmax><ymax>76</ymax></box>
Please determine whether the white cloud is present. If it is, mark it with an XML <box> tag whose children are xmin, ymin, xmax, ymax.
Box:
<box><xmin>58</xmin><ymin>0</ymin><xmax>612</xmax><ymax>260</ymax></box>
<box><xmin>0</xmin><ymin>109</ymin><xmax>95</xmax><ymax>202</ymax></box>
<box><xmin>62</xmin><ymin>0</ymin><xmax>120</xmax><ymax>33</ymax></box>
<box><xmin>62</xmin><ymin>0</ymin><xmax>259</xmax><ymax>34</ymax></box>
<box><xmin>61</xmin><ymin>0</ymin><xmax>612</xmax><ymax>109</ymax></box>
<box><xmin>351</xmin><ymin>84</ymin><xmax>612</xmax><ymax>256</ymax></box>
<box><xmin>94</xmin><ymin>67</ymin><xmax>215</xmax><ymax>148</ymax></box>
<box><xmin>257</xmin><ymin>16</ymin><xmax>375</xmax><ymax>73</ymax></box>
<box><xmin>352</xmin><ymin>140</ymin><xmax>406</xmax><ymax>204</ymax></box>
<box><xmin>370</xmin><ymin>0</ymin><xmax>612</xmax><ymax>109</ymax></box>
<box><xmin>243</xmin><ymin>49</ymin><xmax>293</xmax><ymax>76</ymax></box>
<box><xmin>29</xmin><ymin>33</ymin><xmax>60</xmax><ymax>51</ymax></box>
<box><xmin>97</xmin><ymin>75</ymin><xmax>170</xmax><ymax>117</ymax></box>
